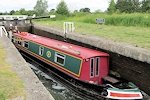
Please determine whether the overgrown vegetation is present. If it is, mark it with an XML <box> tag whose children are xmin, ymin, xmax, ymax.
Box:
<box><xmin>34</xmin><ymin>0</ymin><xmax>48</xmax><ymax>16</ymax></box>
<box><xmin>37</xmin><ymin>13</ymin><xmax>150</xmax><ymax>27</ymax></box>
<box><xmin>56</xmin><ymin>0</ymin><xmax>69</xmax><ymax>16</ymax></box>
<box><xmin>35</xmin><ymin>13</ymin><xmax>150</xmax><ymax>49</ymax></box>
<box><xmin>0</xmin><ymin>44</ymin><xmax>25</xmax><ymax>99</ymax></box>
<box><xmin>108</xmin><ymin>0</ymin><xmax>150</xmax><ymax>13</ymax></box>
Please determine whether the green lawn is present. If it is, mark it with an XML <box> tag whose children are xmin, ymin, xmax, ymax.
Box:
<box><xmin>0</xmin><ymin>44</ymin><xmax>25</xmax><ymax>100</ymax></box>
<box><xmin>35</xmin><ymin>20</ymin><xmax>150</xmax><ymax>50</ymax></box>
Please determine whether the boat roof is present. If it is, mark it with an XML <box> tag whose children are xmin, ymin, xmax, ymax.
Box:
<box><xmin>14</xmin><ymin>32</ymin><xmax>109</xmax><ymax>59</ymax></box>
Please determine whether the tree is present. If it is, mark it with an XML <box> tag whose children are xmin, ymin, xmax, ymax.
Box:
<box><xmin>141</xmin><ymin>0</ymin><xmax>150</xmax><ymax>12</ymax></box>
<box><xmin>13</xmin><ymin>10</ymin><xmax>21</xmax><ymax>15</ymax></box>
<box><xmin>125</xmin><ymin>0</ymin><xmax>135</xmax><ymax>13</ymax></box>
<box><xmin>116</xmin><ymin>0</ymin><xmax>140</xmax><ymax>13</ymax></box>
<box><xmin>132</xmin><ymin>0</ymin><xmax>141</xmax><ymax>12</ymax></box>
<box><xmin>116</xmin><ymin>0</ymin><xmax>129</xmax><ymax>13</ymax></box>
<box><xmin>10</xmin><ymin>10</ymin><xmax>15</xmax><ymax>15</ymax></box>
<box><xmin>49</xmin><ymin>9</ymin><xmax>55</xmax><ymax>14</ymax></box>
<box><xmin>56</xmin><ymin>0</ymin><xmax>69</xmax><ymax>15</ymax></box>
<box><xmin>19</xmin><ymin>8</ymin><xmax>27</xmax><ymax>15</ymax></box>
<box><xmin>26</xmin><ymin>10</ymin><xmax>36</xmax><ymax>16</ymax></box>
<box><xmin>126</xmin><ymin>0</ymin><xmax>140</xmax><ymax>13</ymax></box>
<box><xmin>79</xmin><ymin>8</ymin><xmax>91</xmax><ymax>12</ymax></box>
<box><xmin>34</xmin><ymin>0</ymin><xmax>48</xmax><ymax>16</ymax></box>
<box><xmin>107</xmin><ymin>0</ymin><xmax>116</xmax><ymax>13</ymax></box>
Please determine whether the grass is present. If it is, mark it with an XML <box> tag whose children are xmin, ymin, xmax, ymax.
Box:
<box><xmin>0</xmin><ymin>44</ymin><xmax>25</xmax><ymax>100</ymax></box>
<box><xmin>45</xmin><ymin>13</ymin><xmax>150</xmax><ymax>27</ymax></box>
<box><xmin>35</xmin><ymin>19</ymin><xmax>150</xmax><ymax>50</ymax></box>
<box><xmin>72</xmin><ymin>13</ymin><xmax>150</xmax><ymax>27</ymax></box>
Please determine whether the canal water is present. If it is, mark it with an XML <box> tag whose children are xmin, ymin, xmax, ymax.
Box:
<box><xmin>27</xmin><ymin>62</ymin><xmax>84</xmax><ymax>100</ymax></box>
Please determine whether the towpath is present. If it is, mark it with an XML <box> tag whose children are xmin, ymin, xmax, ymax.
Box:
<box><xmin>0</xmin><ymin>35</ymin><xmax>54</xmax><ymax>100</ymax></box>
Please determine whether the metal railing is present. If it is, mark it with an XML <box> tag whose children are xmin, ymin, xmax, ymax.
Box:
<box><xmin>0</xmin><ymin>26</ymin><xmax>8</xmax><ymax>37</ymax></box>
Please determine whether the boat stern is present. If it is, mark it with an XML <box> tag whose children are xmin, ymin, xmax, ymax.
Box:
<box><xmin>102</xmin><ymin>82</ymin><xmax>143</xmax><ymax>100</ymax></box>
<box><xmin>106</xmin><ymin>88</ymin><xmax>143</xmax><ymax>99</ymax></box>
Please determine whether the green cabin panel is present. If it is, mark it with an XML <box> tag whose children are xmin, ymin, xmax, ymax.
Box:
<box><xmin>65</xmin><ymin>56</ymin><xmax>81</xmax><ymax>74</ymax></box>
<box><xmin>28</xmin><ymin>42</ymin><xmax>81</xmax><ymax>75</ymax></box>
<box><xmin>28</xmin><ymin>42</ymin><xmax>39</xmax><ymax>54</ymax></box>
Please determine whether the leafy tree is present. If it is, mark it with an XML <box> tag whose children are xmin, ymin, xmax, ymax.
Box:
<box><xmin>107</xmin><ymin>0</ymin><xmax>116</xmax><ymax>13</ymax></box>
<box><xmin>19</xmin><ymin>8</ymin><xmax>27</xmax><ymax>15</ymax></box>
<box><xmin>116</xmin><ymin>0</ymin><xmax>140</xmax><ymax>13</ymax></box>
<box><xmin>34</xmin><ymin>0</ymin><xmax>48</xmax><ymax>16</ymax></box>
<box><xmin>116</xmin><ymin>0</ymin><xmax>130</xmax><ymax>13</ymax></box>
<box><xmin>56</xmin><ymin>0</ymin><xmax>69</xmax><ymax>15</ymax></box>
<box><xmin>79</xmin><ymin>8</ymin><xmax>91</xmax><ymax>12</ymax></box>
<box><xmin>50</xmin><ymin>9</ymin><xmax>55</xmax><ymax>14</ymax></box>
<box><xmin>127</xmin><ymin>0</ymin><xmax>140</xmax><ymax>13</ymax></box>
<box><xmin>12</xmin><ymin>9</ymin><xmax>36</xmax><ymax>16</ymax></box>
<box><xmin>132</xmin><ymin>0</ymin><xmax>141</xmax><ymax>12</ymax></box>
<box><xmin>26</xmin><ymin>10</ymin><xmax>36</xmax><ymax>16</ymax></box>
<box><xmin>116</xmin><ymin>0</ymin><xmax>124</xmax><ymax>12</ymax></box>
<box><xmin>141</xmin><ymin>0</ymin><xmax>150</xmax><ymax>12</ymax></box>
<box><xmin>126</xmin><ymin>0</ymin><xmax>135</xmax><ymax>13</ymax></box>
<box><xmin>13</xmin><ymin>10</ymin><xmax>21</xmax><ymax>15</ymax></box>
<box><xmin>10</xmin><ymin>10</ymin><xmax>15</xmax><ymax>15</ymax></box>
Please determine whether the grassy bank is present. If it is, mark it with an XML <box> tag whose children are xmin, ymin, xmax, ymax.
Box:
<box><xmin>70</xmin><ymin>13</ymin><xmax>150</xmax><ymax>27</ymax></box>
<box><xmin>43</xmin><ymin>13</ymin><xmax>150</xmax><ymax>27</ymax></box>
<box><xmin>0</xmin><ymin>44</ymin><xmax>25</xmax><ymax>99</ymax></box>
<box><xmin>35</xmin><ymin>18</ymin><xmax>150</xmax><ymax>50</ymax></box>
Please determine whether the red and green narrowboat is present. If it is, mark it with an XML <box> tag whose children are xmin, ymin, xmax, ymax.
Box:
<box><xmin>11</xmin><ymin>32</ymin><xmax>143</xmax><ymax>100</ymax></box>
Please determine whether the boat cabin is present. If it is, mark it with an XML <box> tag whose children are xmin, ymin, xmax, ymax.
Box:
<box><xmin>13</xmin><ymin>32</ymin><xmax>109</xmax><ymax>85</ymax></box>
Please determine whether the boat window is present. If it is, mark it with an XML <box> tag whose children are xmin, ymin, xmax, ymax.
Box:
<box><xmin>11</xmin><ymin>36</ymin><xmax>14</xmax><ymax>42</ymax></box>
<box><xmin>18</xmin><ymin>41</ymin><xmax>22</xmax><ymax>45</ymax></box>
<box><xmin>95</xmin><ymin>57</ymin><xmax>100</xmax><ymax>76</ymax></box>
<box><xmin>90</xmin><ymin>58</ymin><xmax>94</xmax><ymax>78</ymax></box>
<box><xmin>24</xmin><ymin>41</ymin><xmax>29</xmax><ymax>48</ymax></box>
<box><xmin>22</xmin><ymin>41</ymin><xmax>25</xmax><ymax>47</ymax></box>
<box><xmin>55</xmin><ymin>52</ymin><xmax>66</xmax><ymax>66</ymax></box>
<box><xmin>39</xmin><ymin>46</ymin><xmax>44</xmax><ymax>56</ymax></box>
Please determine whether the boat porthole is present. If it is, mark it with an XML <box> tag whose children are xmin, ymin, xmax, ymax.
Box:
<box><xmin>46</xmin><ymin>51</ymin><xmax>51</xmax><ymax>58</ymax></box>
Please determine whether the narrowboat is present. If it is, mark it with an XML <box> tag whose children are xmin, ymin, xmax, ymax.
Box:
<box><xmin>11</xmin><ymin>32</ymin><xmax>143</xmax><ymax>100</ymax></box>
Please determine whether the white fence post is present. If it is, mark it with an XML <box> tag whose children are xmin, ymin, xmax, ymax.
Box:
<box><xmin>64</xmin><ymin>22</ymin><xmax>75</xmax><ymax>35</ymax></box>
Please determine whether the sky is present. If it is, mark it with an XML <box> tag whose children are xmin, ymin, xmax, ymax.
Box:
<box><xmin>0</xmin><ymin>0</ymin><xmax>110</xmax><ymax>12</ymax></box>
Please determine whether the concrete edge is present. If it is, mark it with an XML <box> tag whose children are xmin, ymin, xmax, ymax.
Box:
<box><xmin>33</xmin><ymin>24</ymin><xmax>150</xmax><ymax>64</ymax></box>
<box><xmin>0</xmin><ymin>36</ymin><xmax>54</xmax><ymax>100</ymax></box>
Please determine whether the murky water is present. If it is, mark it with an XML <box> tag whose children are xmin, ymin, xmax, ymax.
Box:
<box><xmin>28</xmin><ymin>62</ymin><xmax>84</xmax><ymax>100</ymax></box>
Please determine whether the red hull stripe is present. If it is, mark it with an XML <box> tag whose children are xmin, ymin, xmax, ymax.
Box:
<box><xmin>110</xmin><ymin>92</ymin><xmax>141</xmax><ymax>98</ymax></box>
